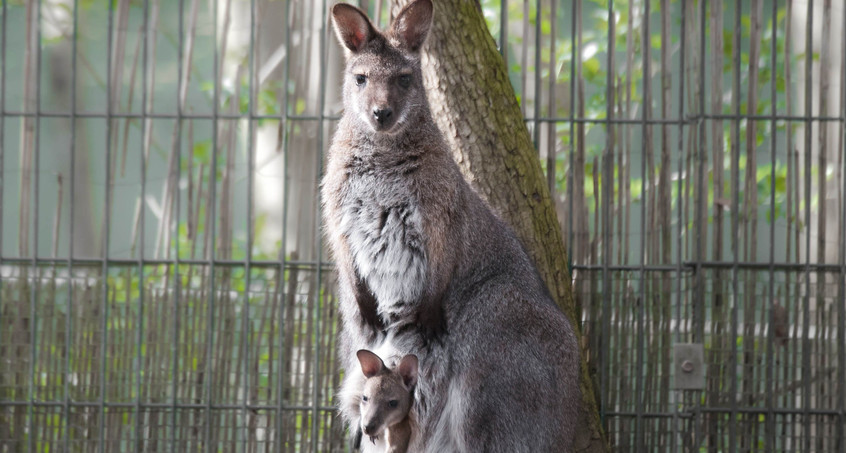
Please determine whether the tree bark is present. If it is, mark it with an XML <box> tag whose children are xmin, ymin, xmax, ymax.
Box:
<box><xmin>390</xmin><ymin>1</ymin><xmax>608</xmax><ymax>451</ymax></box>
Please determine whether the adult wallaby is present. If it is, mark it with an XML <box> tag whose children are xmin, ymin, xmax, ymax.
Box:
<box><xmin>323</xmin><ymin>0</ymin><xmax>580</xmax><ymax>451</ymax></box>
<box><xmin>357</xmin><ymin>350</ymin><xmax>418</xmax><ymax>453</ymax></box>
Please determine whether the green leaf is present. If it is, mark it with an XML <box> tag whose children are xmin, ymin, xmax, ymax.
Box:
<box><xmin>584</xmin><ymin>58</ymin><xmax>601</xmax><ymax>80</ymax></box>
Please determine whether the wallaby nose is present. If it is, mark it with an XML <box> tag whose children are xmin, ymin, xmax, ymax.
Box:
<box><xmin>373</xmin><ymin>108</ymin><xmax>392</xmax><ymax>124</ymax></box>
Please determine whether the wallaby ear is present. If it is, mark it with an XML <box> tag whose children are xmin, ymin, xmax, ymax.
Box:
<box><xmin>356</xmin><ymin>350</ymin><xmax>385</xmax><ymax>378</ymax></box>
<box><xmin>397</xmin><ymin>354</ymin><xmax>418</xmax><ymax>389</ymax></box>
<box><xmin>332</xmin><ymin>3</ymin><xmax>377</xmax><ymax>53</ymax></box>
<box><xmin>389</xmin><ymin>0</ymin><xmax>433</xmax><ymax>52</ymax></box>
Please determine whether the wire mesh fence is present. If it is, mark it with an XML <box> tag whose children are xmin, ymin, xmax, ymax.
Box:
<box><xmin>0</xmin><ymin>0</ymin><xmax>845</xmax><ymax>451</ymax></box>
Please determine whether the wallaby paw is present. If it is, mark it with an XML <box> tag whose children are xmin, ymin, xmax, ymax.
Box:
<box><xmin>416</xmin><ymin>308</ymin><xmax>447</xmax><ymax>347</ymax></box>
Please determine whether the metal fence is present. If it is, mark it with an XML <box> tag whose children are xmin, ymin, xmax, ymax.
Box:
<box><xmin>0</xmin><ymin>0</ymin><xmax>845</xmax><ymax>452</ymax></box>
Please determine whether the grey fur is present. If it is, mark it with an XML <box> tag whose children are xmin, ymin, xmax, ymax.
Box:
<box><xmin>323</xmin><ymin>1</ymin><xmax>580</xmax><ymax>451</ymax></box>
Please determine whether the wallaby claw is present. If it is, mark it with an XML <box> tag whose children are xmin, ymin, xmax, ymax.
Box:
<box><xmin>350</xmin><ymin>426</ymin><xmax>363</xmax><ymax>451</ymax></box>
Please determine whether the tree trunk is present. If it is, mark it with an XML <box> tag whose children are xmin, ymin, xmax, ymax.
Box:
<box><xmin>390</xmin><ymin>1</ymin><xmax>608</xmax><ymax>451</ymax></box>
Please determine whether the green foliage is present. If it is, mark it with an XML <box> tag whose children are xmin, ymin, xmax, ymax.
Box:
<box><xmin>482</xmin><ymin>0</ymin><xmax>809</xmax><ymax>236</ymax></box>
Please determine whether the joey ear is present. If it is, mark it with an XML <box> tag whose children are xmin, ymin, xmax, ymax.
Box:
<box><xmin>356</xmin><ymin>350</ymin><xmax>386</xmax><ymax>378</ymax></box>
<box><xmin>389</xmin><ymin>0</ymin><xmax>433</xmax><ymax>52</ymax></box>
<box><xmin>332</xmin><ymin>3</ymin><xmax>377</xmax><ymax>53</ymax></box>
<box><xmin>397</xmin><ymin>354</ymin><xmax>418</xmax><ymax>389</ymax></box>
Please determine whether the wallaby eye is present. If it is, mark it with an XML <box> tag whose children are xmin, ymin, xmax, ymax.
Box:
<box><xmin>362</xmin><ymin>395</ymin><xmax>369</xmax><ymax>403</ymax></box>
<box><xmin>354</xmin><ymin>74</ymin><xmax>367</xmax><ymax>87</ymax></box>
<box><xmin>398</xmin><ymin>74</ymin><xmax>411</xmax><ymax>88</ymax></box>
<box><xmin>388</xmin><ymin>400</ymin><xmax>399</xmax><ymax>408</ymax></box>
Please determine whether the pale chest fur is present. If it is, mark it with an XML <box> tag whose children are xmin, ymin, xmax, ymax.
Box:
<box><xmin>335</xmin><ymin>158</ymin><xmax>430</xmax><ymax>324</ymax></box>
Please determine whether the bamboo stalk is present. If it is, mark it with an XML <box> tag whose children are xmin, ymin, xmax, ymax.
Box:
<box><xmin>546</xmin><ymin>0</ymin><xmax>557</xmax><ymax>195</ymax></box>
<box><xmin>282</xmin><ymin>254</ymin><xmax>299</xmax><ymax>447</ymax></box>
<box><xmin>521</xmin><ymin>0</ymin><xmax>530</xmax><ymax>117</ymax></box>
<box><xmin>192</xmin><ymin>162</ymin><xmax>206</xmax><ymax>260</ymax></box>
<box><xmin>590</xmin><ymin>156</ymin><xmax>600</xmax><ymax>367</ymax></box>
<box><xmin>187</xmin><ymin>122</ymin><xmax>196</xmax><ymax>243</ymax></box>
<box><xmin>840</xmin><ymin>5</ymin><xmax>846</xmax><ymax>263</ymax></box>
<box><xmin>615</xmin><ymin>76</ymin><xmax>624</xmax><ymax>267</ymax></box>
<box><xmin>624</xmin><ymin>0</ymin><xmax>633</xmax><ymax>271</ymax></box>
<box><xmin>816</xmin><ymin>2</ymin><xmax>833</xmax><ymax>446</ymax></box>
<box><xmin>801</xmin><ymin>0</ymin><xmax>814</xmax><ymax>443</ymax></box>
<box><xmin>575</xmin><ymin>0</ymin><xmax>586</xmax><ymax>278</ymax></box>
<box><xmin>817</xmin><ymin>0</ymin><xmax>831</xmax><ymax>305</ymax></box>
<box><xmin>53</xmin><ymin>174</ymin><xmax>64</xmax><ymax>259</ymax></box>
<box><xmin>142</xmin><ymin>0</ymin><xmax>161</xmax><ymax>228</ymax></box>
<box><xmin>706</xmin><ymin>1</ymin><xmax>725</xmax><ymax>449</ymax></box>
<box><xmin>658</xmin><ymin>1</ymin><xmax>672</xmax><ymax>445</ymax></box>
<box><xmin>120</xmin><ymin>25</ymin><xmax>145</xmax><ymax>178</ymax></box>
<box><xmin>783</xmin><ymin>3</ymin><xmax>795</xmax><ymax>432</ymax></box>
<box><xmin>99</xmin><ymin>0</ymin><xmax>132</xmax><ymax>258</ymax></box>
<box><xmin>19</xmin><ymin>0</ymin><xmax>37</xmax><ymax>258</ymax></box>
<box><xmin>741</xmin><ymin>3</ymin><xmax>763</xmax><ymax>446</ymax></box>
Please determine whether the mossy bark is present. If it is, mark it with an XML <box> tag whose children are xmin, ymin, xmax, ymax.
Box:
<box><xmin>391</xmin><ymin>1</ymin><xmax>609</xmax><ymax>451</ymax></box>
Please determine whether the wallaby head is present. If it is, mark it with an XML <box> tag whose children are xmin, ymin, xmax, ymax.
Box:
<box><xmin>356</xmin><ymin>350</ymin><xmax>418</xmax><ymax>440</ymax></box>
<box><xmin>331</xmin><ymin>0</ymin><xmax>433</xmax><ymax>135</ymax></box>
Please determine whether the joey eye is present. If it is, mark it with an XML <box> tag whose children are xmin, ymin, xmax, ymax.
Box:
<box><xmin>388</xmin><ymin>400</ymin><xmax>399</xmax><ymax>408</ymax></box>
<box><xmin>362</xmin><ymin>395</ymin><xmax>369</xmax><ymax>403</ymax></box>
<box><xmin>354</xmin><ymin>75</ymin><xmax>367</xmax><ymax>87</ymax></box>
<box><xmin>398</xmin><ymin>74</ymin><xmax>411</xmax><ymax>88</ymax></box>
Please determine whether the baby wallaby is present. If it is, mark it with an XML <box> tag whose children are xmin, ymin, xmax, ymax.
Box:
<box><xmin>357</xmin><ymin>350</ymin><xmax>417</xmax><ymax>453</ymax></box>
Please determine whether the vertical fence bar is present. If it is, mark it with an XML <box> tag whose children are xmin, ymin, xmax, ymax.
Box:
<box><xmin>313</xmin><ymin>1</ymin><xmax>329</xmax><ymax>450</ymax></box>
<box><xmin>63</xmin><ymin>1</ymin><xmax>79</xmax><ymax>450</ymax></box>
<box><xmin>783</xmin><ymin>3</ymin><xmax>796</xmax><ymax>449</ymax></box>
<box><xmin>0</xmin><ymin>0</ymin><xmax>6</xmax><ymax>442</ymax></box>
<box><xmin>691</xmin><ymin>0</ymin><xmax>707</xmax><ymax>447</ymax></box>
<box><xmin>99</xmin><ymin>0</ymin><xmax>115</xmax><ymax>449</ymax></box>
<box><xmin>636</xmin><ymin>1</ymin><xmax>650</xmax><ymax>451</ymax></box>
<box><xmin>0</xmin><ymin>13</ymin><xmax>5</xmax><ymax>443</ymax></box>
<box><xmin>546</xmin><ymin>0</ymin><xmax>556</xmax><ymax>193</ymax></box>
<box><xmin>242</xmin><ymin>0</ymin><xmax>257</xmax><ymax>448</ymax></box>
<box><xmin>672</xmin><ymin>0</ymin><xmax>687</xmax><ymax>450</ymax></box>
<box><xmin>27</xmin><ymin>1</ymin><xmax>43</xmax><ymax>450</ymax></box>
<box><xmin>136</xmin><ymin>0</ymin><xmax>150</xmax><ymax>450</ymax></box>
<box><xmin>765</xmin><ymin>0</ymin><xmax>778</xmax><ymax>449</ymax></box>
<box><xmin>840</xmin><ymin>3</ymin><xmax>846</xmax><ymax>449</ymax></box>
<box><xmin>0</xmin><ymin>0</ymin><xmax>5</xmax><ymax>275</ymax></box>
<box><xmin>532</xmin><ymin>0</ymin><xmax>541</xmax><ymax>151</ymax></box>
<box><xmin>693</xmin><ymin>0</ymin><xmax>705</xmax><ymax>350</ymax></box>
<box><xmin>730</xmin><ymin>1</ymin><xmax>742</xmax><ymax>450</ymax></box>
<box><xmin>601</xmin><ymin>0</ymin><xmax>614</xmax><ymax>428</ymax></box>
<box><xmin>0</xmin><ymin>0</ymin><xmax>5</xmax><ymax>258</ymax></box>
<box><xmin>499</xmin><ymin>0</ymin><xmax>507</xmax><ymax>63</ymax></box>
<box><xmin>171</xmin><ymin>0</ymin><xmax>183</xmax><ymax>448</ymax></box>
<box><xmin>839</xmin><ymin>0</ymin><xmax>846</xmax><ymax>446</ymax></box>
<box><xmin>693</xmin><ymin>0</ymin><xmax>705</xmax><ymax>448</ymax></box>
<box><xmin>802</xmin><ymin>1</ymin><xmax>813</xmax><ymax>450</ymax></box>
<box><xmin>275</xmin><ymin>0</ymin><xmax>292</xmax><ymax>449</ymax></box>
<box><xmin>567</xmin><ymin>0</ymin><xmax>576</xmax><ymax>274</ymax></box>
<box><xmin>205</xmin><ymin>0</ymin><xmax>220</xmax><ymax>446</ymax></box>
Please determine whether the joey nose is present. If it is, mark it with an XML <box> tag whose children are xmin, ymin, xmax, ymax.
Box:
<box><xmin>373</xmin><ymin>108</ymin><xmax>393</xmax><ymax>124</ymax></box>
